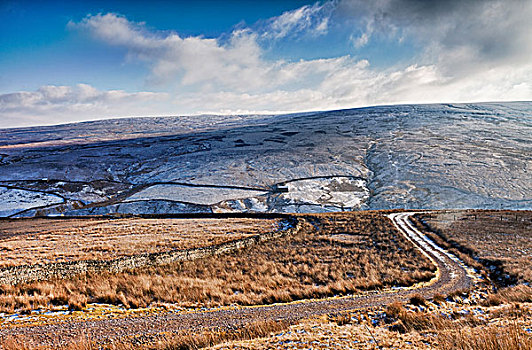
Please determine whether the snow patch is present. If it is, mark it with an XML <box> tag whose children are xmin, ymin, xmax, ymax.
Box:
<box><xmin>125</xmin><ymin>184</ymin><xmax>267</xmax><ymax>206</ymax></box>
<box><xmin>280</xmin><ymin>177</ymin><xmax>369</xmax><ymax>209</ymax></box>
<box><xmin>0</xmin><ymin>187</ymin><xmax>63</xmax><ymax>217</ymax></box>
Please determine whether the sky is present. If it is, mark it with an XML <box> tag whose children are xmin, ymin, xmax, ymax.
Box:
<box><xmin>0</xmin><ymin>0</ymin><xmax>531</xmax><ymax>128</ymax></box>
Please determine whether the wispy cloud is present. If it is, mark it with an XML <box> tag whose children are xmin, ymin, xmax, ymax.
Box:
<box><xmin>72</xmin><ymin>13</ymin><xmax>269</xmax><ymax>90</ymax></box>
<box><xmin>65</xmin><ymin>3</ymin><xmax>532</xmax><ymax>101</ymax></box>
<box><xmin>262</xmin><ymin>1</ymin><xmax>335</xmax><ymax>40</ymax></box>
<box><xmin>1</xmin><ymin>0</ymin><xmax>531</xmax><ymax>127</ymax></box>
<box><xmin>0</xmin><ymin>84</ymin><xmax>168</xmax><ymax>127</ymax></box>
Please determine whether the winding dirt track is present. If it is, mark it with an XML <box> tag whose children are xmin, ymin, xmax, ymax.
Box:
<box><xmin>0</xmin><ymin>212</ymin><xmax>472</xmax><ymax>346</ymax></box>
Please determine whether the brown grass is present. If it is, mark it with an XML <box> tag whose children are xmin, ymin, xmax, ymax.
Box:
<box><xmin>1</xmin><ymin>320</ymin><xmax>290</xmax><ymax>350</ymax></box>
<box><xmin>209</xmin><ymin>303</ymin><xmax>532</xmax><ymax>350</ymax></box>
<box><xmin>208</xmin><ymin>302</ymin><xmax>532</xmax><ymax>349</ymax></box>
<box><xmin>497</xmin><ymin>284</ymin><xmax>532</xmax><ymax>303</ymax></box>
<box><xmin>438</xmin><ymin>322</ymin><xmax>532</xmax><ymax>350</ymax></box>
<box><xmin>383</xmin><ymin>302</ymin><xmax>532</xmax><ymax>349</ymax></box>
<box><xmin>0</xmin><ymin>212</ymin><xmax>435</xmax><ymax>312</ymax></box>
<box><xmin>1</xmin><ymin>334</ymin><xmax>103</xmax><ymax>350</ymax></box>
<box><xmin>0</xmin><ymin>218</ymin><xmax>278</xmax><ymax>267</ymax></box>
<box><xmin>433</xmin><ymin>293</ymin><xmax>447</xmax><ymax>304</ymax></box>
<box><xmin>409</xmin><ymin>293</ymin><xmax>428</xmax><ymax>307</ymax></box>
<box><xmin>385</xmin><ymin>301</ymin><xmax>459</xmax><ymax>333</ymax></box>
<box><xmin>414</xmin><ymin>210</ymin><xmax>532</xmax><ymax>285</ymax></box>
<box><xmin>160</xmin><ymin>320</ymin><xmax>290</xmax><ymax>350</ymax></box>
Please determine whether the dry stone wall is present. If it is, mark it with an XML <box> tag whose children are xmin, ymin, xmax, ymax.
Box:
<box><xmin>0</xmin><ymin>217</ymin><xmax>300</xmax><ymax>285</ymax></box>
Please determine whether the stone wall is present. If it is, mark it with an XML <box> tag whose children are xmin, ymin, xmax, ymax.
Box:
<box><xmin>0</xmin><ymin>217</ymin><xmax>300</xmax><ymax>285</ymax></box>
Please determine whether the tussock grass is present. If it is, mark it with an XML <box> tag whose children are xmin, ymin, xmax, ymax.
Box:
<box><xmin>385</xmin><ymin>301</ymin><xmax>457</xmax><ymax>333</ymax></box>
<box><xmin>384</xmin><ymin>301</ymin><xmax>532</xmax><ymax>349</ymax></box>
<box><xmin>409</xmin><ymin>293</ymin><xmax>428</xmax><ymax>307</ymax></box>
<box><xmin>414</xmin><ymin>210</ymin><xmax>532</xmax><ymax>305</ymax></box>
<box><xmin>438</xmin><ymin>322</ymin><xmax>532</xmax><ymax>350</ymax></box>
<box><xmin>497</xmin><ymin>284</ymin><xmax>532</xmax><ymax>303</ymax></box>
<box><xmin>1</xmin><ymin>334</ymin><xmax>102</xmax><ymax>350</ymax></box>
<box><xmin>206</xmin><ymin>303</ymin><xmax>532</xmax><ymax>350</ymax></box>
<box><xmin>159</xmin><ymin>320</ymin><xmax>290</xmax><ymax>350</ymax></box>
<box><xmin>0</xmin><ymin>212</ymin><xmax>435</xmax><ymax>312</ymax></box>
<box><xmin>415</xmin><ymin>210</ymin><xmax>532</xmax><ymax>285</ymax></box>
<box><xmin>1</xmin><ymin>320</ymin><xmax>289</xmax><ymax>350</ymax></box>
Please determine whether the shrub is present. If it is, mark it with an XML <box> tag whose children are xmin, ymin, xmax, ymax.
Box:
<box><xmin>409</xmin><ymin>293</ymin><xmax>428</xmax><ymax>306</ymax></box>
<box><xmin>482</xmin><ymin>294</ymin><xmax>503</xmax><ymax>307</ymax></box>
<box><xmin>433</xmin><ymin>293</ymin><xmax>447</xmax><ymax>304</ymax></box>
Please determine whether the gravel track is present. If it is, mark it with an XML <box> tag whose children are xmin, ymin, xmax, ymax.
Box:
<box><xmin>0</xmin><ymin>212</ymin><xmax>472</xmax><ymax>346</ymax></box>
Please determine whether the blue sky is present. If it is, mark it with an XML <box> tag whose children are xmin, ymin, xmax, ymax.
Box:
<box><xmin>1</xmin><ymin>0</ymin><xmax>531</xmax><ymax>127</ymax></box>
<box><xmin>0</xmin><ymin>1</ymin><xmax>311</xmax><ymax>92</ymax></box>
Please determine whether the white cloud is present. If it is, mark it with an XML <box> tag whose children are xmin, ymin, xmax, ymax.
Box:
<box><xmin>175</xmin><ymin>62</ymin><xmax>531</xmax><ymax>115</ymax></box>
<box><xmin>71</xmin><ymin>8</ymin><xmax>532</xmax><ymax>105</ymax></box>
<box><xmin>1</xmin><ymin>0</ymin><xmax>531</xmax><ymax>128</ymax></box>
<box><xmin>352</xmin><ymin>31</ymin><xmax>369</xmax><ymax>49</ymax></box>
<box><xmin>263</xmin><ymin>2</ymin><xmax>334</xmax><ymax>39</ymax></box>
<box><xmin>0</xmin><ymin>84</ymin><xmax>169</xmax><ymax>127</ymax></box>
<box><xmin>339</xmin><ymin>0</ymin><xmax>532</xmax><ymax>72</ymax></box>
<box><xmin>73</xmin><ymin>13</ymin><xmax>271</xmax><ymax>91</ymax></box>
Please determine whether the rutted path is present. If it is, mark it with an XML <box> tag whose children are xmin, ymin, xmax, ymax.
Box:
<box><xmin>0</xmin><ymin>212</ymin><xmax>473</xmax><ymax>346</ymax></box>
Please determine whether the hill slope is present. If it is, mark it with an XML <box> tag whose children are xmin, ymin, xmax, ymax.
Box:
<box><xmin>0</xmin><ymin>102</ymin><xmax>530</xmax><ymax>216</ymax></box>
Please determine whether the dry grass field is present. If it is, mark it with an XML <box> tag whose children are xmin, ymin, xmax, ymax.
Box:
<box><xmin>211</xmin><ymin>300</ymin><xmax>532</xmax><ymax>350</ymax></box>
<box><xmin>414</xmin><ymin>210</ymin><xmax>532</xmax><ymax>286</ymax></box>
<box><xmin>207</xmin><ymin>210</ymin><xmax>532</xmax><ymax>350</ymax></box>
<box><xmin>0</xmin><ymin>211</ymin><xmax>436</xmax><ymax>313</ymax></box>
<box><xmin>2</xmin><ymin>210</ymin><xmax>532</xmax><ymax>349</ymax></box>
<box><xmin>0</xmin><ymin>218</ymin><xmax>279</xmax><ymax>267</ymax></box>
<box><xmin>5</xmin><ymin>296</ymin><xmax>531</xmax><ymax>349</ymax></box>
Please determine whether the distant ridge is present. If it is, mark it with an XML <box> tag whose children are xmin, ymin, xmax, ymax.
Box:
<box><xmin>0</xmin><ymin>102</ymin><xmax>530</xmax><ymax>216</ymax></box>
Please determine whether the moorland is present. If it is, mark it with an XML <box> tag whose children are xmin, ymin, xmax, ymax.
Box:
<box><xmin>0</xmin><ymin>210</ymin><xmax>529</xmax><ymax>349</ymax></box>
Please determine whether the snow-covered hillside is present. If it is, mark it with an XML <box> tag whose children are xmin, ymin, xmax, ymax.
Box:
<box><xmin>0</xmin><ymin>102</ymin><xmax>530</xmax><ymax>216</ymax></box>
